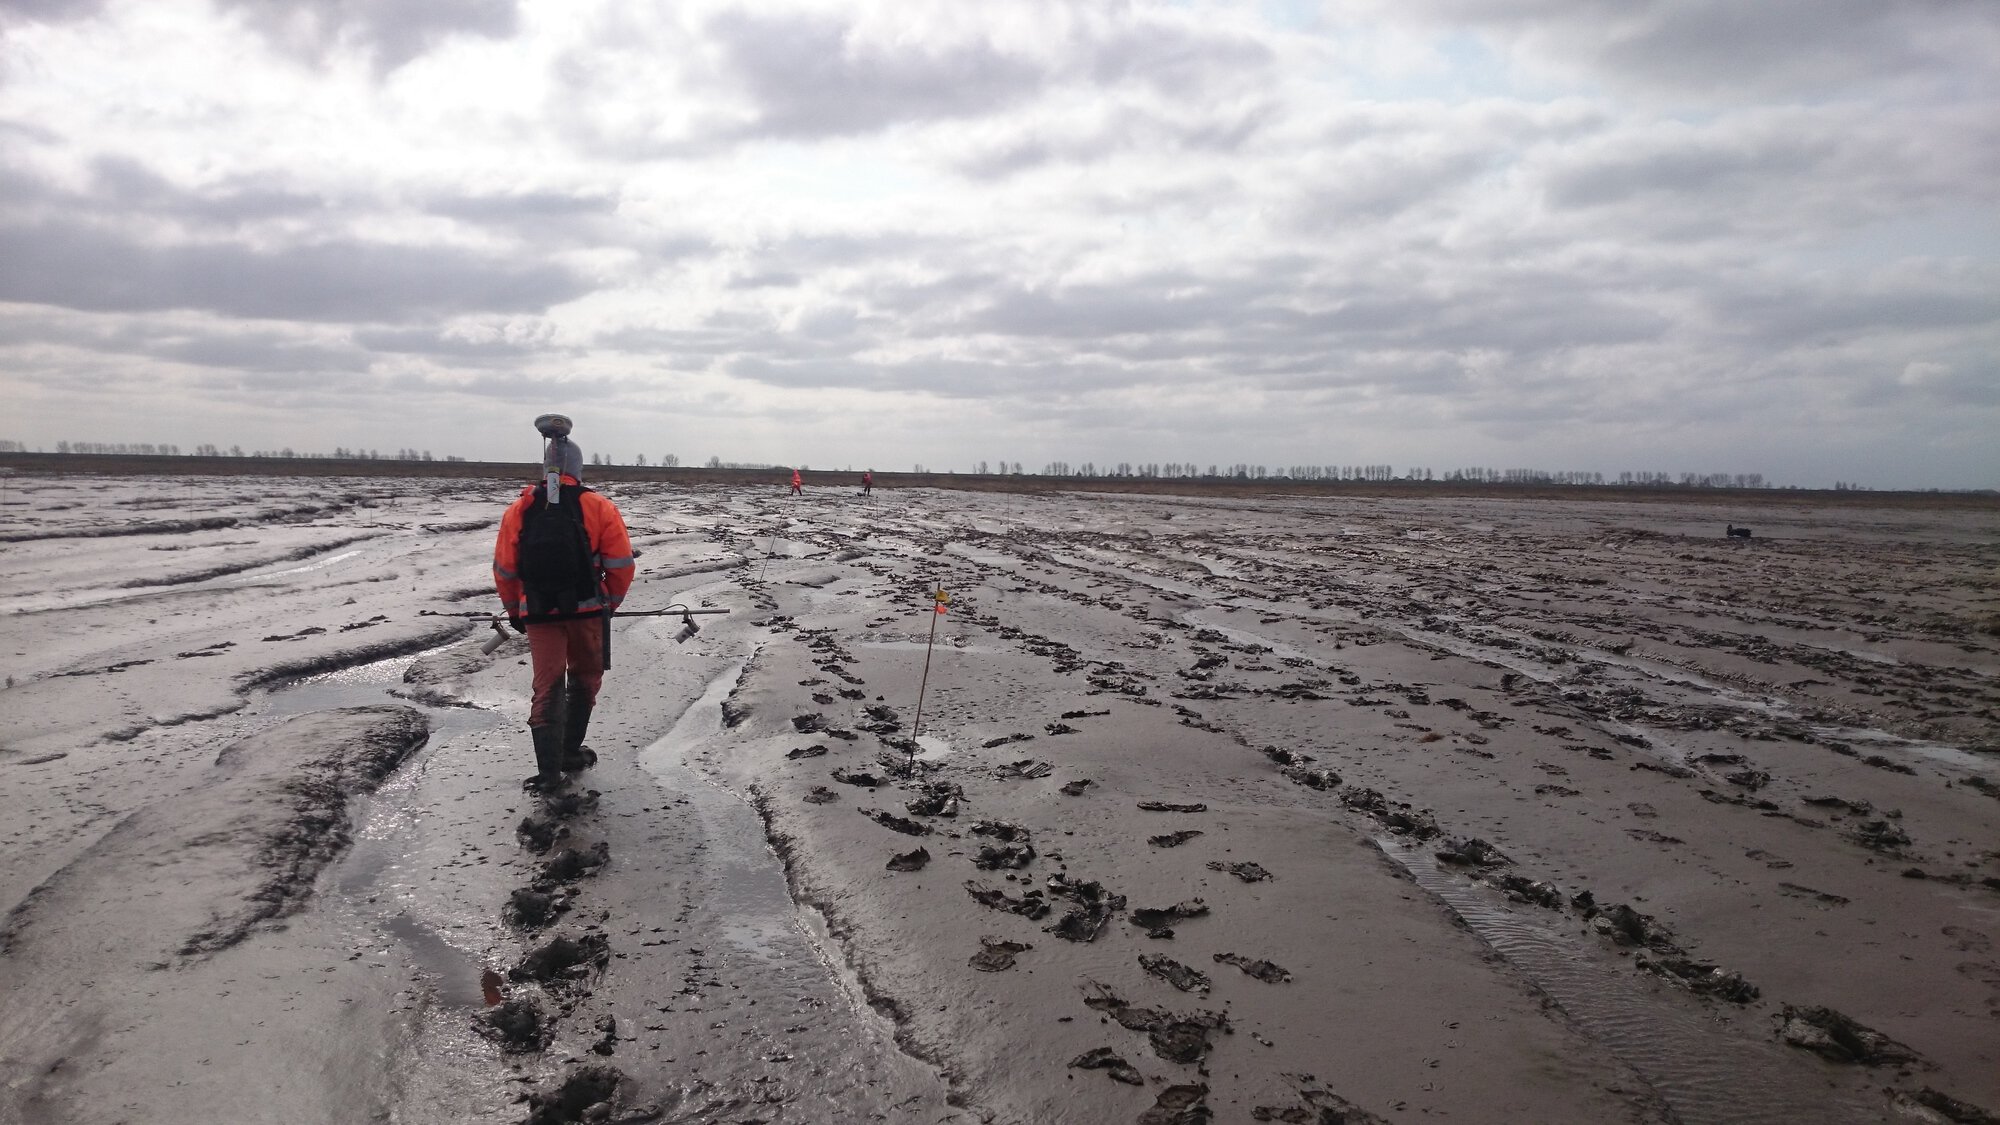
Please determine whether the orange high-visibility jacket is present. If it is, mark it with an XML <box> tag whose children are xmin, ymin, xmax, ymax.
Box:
<box><xmin>492</xmin><ymin>475</ymin><xmax>635</xmax><ymax>622</ymax></box>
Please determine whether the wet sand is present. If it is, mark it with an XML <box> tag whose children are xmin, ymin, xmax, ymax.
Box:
<box><xmin>0</xmin><ymin>473</ymin><xmax>1994</xmax><ymax>1123</ymax></box>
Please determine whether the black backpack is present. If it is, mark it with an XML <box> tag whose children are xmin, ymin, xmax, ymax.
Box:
<box><xmin>516</xmin><ymin>482</ymin><xmax>598</xmax><ymax>615</ymax></box>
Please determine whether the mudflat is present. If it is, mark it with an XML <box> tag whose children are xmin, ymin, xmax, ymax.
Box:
<box><xmin>0</xmin><ymin>472</ymin><xmax>1994</xmax><ymax>1125</ymax></box>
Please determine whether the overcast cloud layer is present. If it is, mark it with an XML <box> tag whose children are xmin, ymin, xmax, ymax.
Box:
<box><xmin>2</xmin><ymin>0</ymin><xmax>1995</xmax><ymax>487</ymax></box>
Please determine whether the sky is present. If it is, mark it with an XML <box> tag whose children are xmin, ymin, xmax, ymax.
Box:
<box><xmin>1</xmin><ymin>0</ymin><xmax>1995</xmax><ymax>489</ymax></box>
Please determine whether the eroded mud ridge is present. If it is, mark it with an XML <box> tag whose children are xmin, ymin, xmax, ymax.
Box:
<box><xmin>0</xmin><ymin>474</ymin><xmax>1994</xmax><ymax>1124</ymax></box>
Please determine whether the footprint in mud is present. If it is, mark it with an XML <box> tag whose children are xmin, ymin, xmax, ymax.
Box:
<box><xmin>803</xmin><ymin>786</ymin><xmax>838</xmax><ymax>804</ymax></box>
<box><xmin>524</xmin><ymin>1063</ymin><xmax>659</xmax><ymax>1125</ymax></box>
<box><xmin>518</xmin><ymin>816</ymin><xmax>571</xmax><ymax>855</ymax></box>
<box><xmin>1045</xmin><ymin>875</ymin><xmax>1126</xmax><ymax>941</ymax></box>
<box><xmin>969</xmin><ymin>936</ymin><xmax>1033</xmax><ymax>972</ymax></box>
<box><xmin>1636</xmin><ymin>955</ymin><xmax>1760</xmax><ymax>1003</ymax></box>
<box><xmin>505</xmin><ymin>887</ymin><xmax>571</xmax><ymax>929</ymax></box>
<box><xmin>476</xmin><ymin>996</ymin><xmax>553</xmax><ymax>1051</ymax></box>
<box><xmin>1060</xmin><ymin>779</ymin><xmax>1093</xmax><ymax>796</ymax></box>
<box><xmin>509</xmin><ymin>932</ymin><xmax>610</xmax><ymax>984</ymax></box>
<box><xmin>1778</xmin><ymin>882</ymin><xmax>1850</xmax><ymax>907</ymax></box>
<box><xmin>536</xmin><ymin>842</ymin><xmax>611</xmax><ymax>888</ymax></box>
<box><xmin>786</xmin><ymin>743</ymin><xmax>829</xmax><ymax>759</ymax></box>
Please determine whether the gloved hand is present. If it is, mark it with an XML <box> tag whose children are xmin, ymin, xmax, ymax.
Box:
<box><xmin>510</xmin><ymin>616</ymin><xmax>527</xmax><ymax>634</ymax></box>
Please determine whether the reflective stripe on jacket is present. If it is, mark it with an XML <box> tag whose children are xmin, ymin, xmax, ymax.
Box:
<box><xmin>493</xmin><ymin>474</ymin><xmax>635</xmax><ymax>622</ymax></box>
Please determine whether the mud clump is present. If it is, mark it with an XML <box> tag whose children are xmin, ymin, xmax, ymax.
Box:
<box><xmin>904</xmin><ymin>781</ymin><xmax>962</xmax><ymax>817</ymax></box>
<box><xmin>1486</xmin><ymin>874</ymin><xmax>1563</xmax><ymax>909</ymax></box>
<box><xmin>537</xmin><ymin>842</ymin><xmax>610</xmax><ymax>888</ymax></box>
<box><xmin>1060</xmin><ymin>779</ymin><xmax>1094</xmax><ymax>796</ymax></box>
<box><xmin>865</xmin><ymin>809</ymin><xmax>931</xmax><ymax>836</ymax></box>
<box><xmin>965</xmin><ymin>880</ymin><xmax>1051</xmax><ymax>920</ymax></box>
<box><xmin>1777</xmin><ymin>1005</ymin><xmax>1924</xmax><ymax>1066</ymax></box>
<box><xmin>510</xmin><ymin>932</ymin><xmax>611</xmax><ymax>983</ymax></box>
<box><xmin>1206</xmin><ymin>860</ymin><xmax>1271</xmax><ymax>882</ymax></box>
<box><xmin>1636</xmin><ymin>955</ymin><xmax>1759</xmax><ymax>1003</ymax></box>
<box><xmin>1139</xmin><ymin>1083</ymin><xmax>1212</xmax><ymax>1125</ymax></box>
<box><xmin>1138</xmin><ymin>800</ymin><xmax>1207</xmax><ymax>813</ymax></box>
<box><xmin>1151</xmin><ymin>830</ymin><xmax>1204</xmax><ymax>848</ymax></box>
<box><xmin>1045</xmin><ymin>875</ymin><xmax>1126</xmax><ymax>942</ymax></box>
<box><xmin>541</xmin><ymin>789</ymin><xmax>599</xmax><ymax>820</ymax></box>
<box><xmin>832</xmin><ymin>768</ymin><xmax>883</xmax><ymax>788</ymax></box>
<box><xmin>803</xmin><ymin>786</ymin><xmax>838</xmax><ymax>804</ymax></box>
<box><xmin>1252</xmin><ymin>1074</ymin><xmax>1389</xmax><ymax>1123</ymax></box>
<box><xmin>1084</xmin><ymin>984</ymin><xmax>1230</xmax><ymax>1064</ymax></box>
<box><xmin>786</xmin><ymin>744</ymin><xmax>829</xmax><ymax>760</ymax></box>
<box><xmin>1887</xmin><ymin>1087</ymin><xmax>2000</xmax><ymax>1125</ymax></box>
<box><xmin>1583</xmin><ymin>901</ymin><xmax>1681</xmax><ymax>953</ymax></box>
<box><xmin>886</xmin><ymin>846</ymin><xmax>930</xmax><ymax>872</ymax></box>
<box><xmin>1847</xmin><ymin>819</ymin><xmax>1912</xmax><ymax>853</ymax></box>
<box><xmin>1214</xmin><ymin>952</ymin><xmax>1292</xmax><ymax>983</ymax></box>
<box><xmin>791</xmin><ymin>713</ymin><xmax>826</xmax><ymax>733</ymax></box>
<box><xmin>1130</xmin><ymin>899</ymin><xmax>1208</xmax><ymax>935</ymax></box>
<box><xmin>506</xmin><ymin>887</ymin><xmax>566</xmax><ymax>929</ymax></box>
<box><xmin>969</xmin><ymin>936</ymin><xmax>1032</xmax><ymax>972</ymax></box>
<box><xmin>1435</xmin><ymin>837</ymin><xmax>1509</xmax><ymax>868</ymax></box>
<box><xmin>522</xmin><ymin>1064</ymin><xmax>648</xmax><ymax>1125</ymax></box>
<box><xmin>1068</xmin><ymin>1045</ymin><xmax>1143</xmax><ymax>1085</ymax></box>
<box><xmin>1340</xmin><ymin>787</ymin><xmax>1440</xmax><ymax>839</ymax></box>
<box><xmin>476</xmin><ymin>996</ymin><xmax>551</xmax><ymax>1052</ymax></box>
<box><xmin>518</xmin><ymin>815</ymin><xmax>568</xmax><ymax>855</ymax></box>
<box><xmin>1140</xmin><ymin>953</ymin><xmax>1211</xmax><ymax>993</ymax></box>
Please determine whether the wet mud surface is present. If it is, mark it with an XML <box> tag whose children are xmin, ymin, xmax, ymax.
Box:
<box><xmin>0</xmin><ymin>473</ymin><xmax>1995</xmax><ymax>1122</ymax></box>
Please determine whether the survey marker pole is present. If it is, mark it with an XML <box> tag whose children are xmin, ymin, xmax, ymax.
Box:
<box><xmin>909</xmin><ymin>579</ymin><xmax>948</xmax><ymax>767</ymax></box>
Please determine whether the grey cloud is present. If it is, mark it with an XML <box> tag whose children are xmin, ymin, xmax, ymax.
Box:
<box><xmin>1378</xmin><ymin>0</ymin><xmax>2000</xmax><ymax>97</ymax></box>
<box><xmin>354</xmin><ymin>327</ymin><xmax>559</xmax><ymax>359</ymax></box>
<box><xmin>0</xmin><ymin>220</ymin><xmax>592</xmax><ymax>322</ymax></box>
<box><xmin>705</xmin><ymin>10</ymin><xmax>1046</xmax><ymax>138</ymax></box>
<box><xmin>426</xmin><ymin>191</ymin><xmax>616</xmax><ymax>223</ymax></box>
<box><xmin>951</xmin><ymin>101</ymin><xmax>1275</xmax><ymax>180</ymax></box>
<box><xmin>0</xmin><ymin>0</ymin><xmax>107</xmax><ymax>24</ymax></box>
<box><xmin>216</xmin><ymin>0</ymin><xmax>519</xmax><ymax>72</ymax></box>
<box><xmin>0</xmin><ymin>308</ymin><xmax>371</xmax><ymax>373</ymax></box>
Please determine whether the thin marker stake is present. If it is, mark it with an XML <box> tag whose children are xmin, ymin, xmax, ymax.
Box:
<box><xmin>909</xmin><ymin>579</ymin><xmax>946</xmax><ymax>767</ymax></box>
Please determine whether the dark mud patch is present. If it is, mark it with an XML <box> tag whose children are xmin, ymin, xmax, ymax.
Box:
<box><xmin>506</xmin><ymin>888</ymin><xmax>569</xmax><ymax>929</ymax></box>
<box><xmin>1150</xmin><ymin>830</ymin><xmax>1203</xmax><ymax>848</ymax></box>
<box><xmin>1138</xmin><ymin>800</ymin><xmax>1207</xmax><ymax>813</ymax></box>
<box><xmin>864</xmin><ymin>809</ymin><xmax>931</xmax><ymax>835</ymax></box>
<box><xmin>1887</xmin><ymin>1087</ymin><xmax>2000</xmax><ymax>1125</ymax></box>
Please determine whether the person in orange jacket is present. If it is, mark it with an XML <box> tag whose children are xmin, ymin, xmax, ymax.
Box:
<box><xmin>790</xmin><ymin>467</ymin><xmax>803</xmax><ymax>496</ymax></box>
<box><xmin>493</xmin><ymin>417</ymin><xmax>635</xmax><ymax>790</ymax></box>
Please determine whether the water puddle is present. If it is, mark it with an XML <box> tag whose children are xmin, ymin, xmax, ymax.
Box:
<box><xmin>1375</xmin><ymin>839</ymin><xmax>1879</xmax><ymax>1125</ymax></box>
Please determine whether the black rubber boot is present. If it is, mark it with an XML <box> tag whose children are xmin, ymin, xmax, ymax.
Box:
<box><xmin>560</xmin><ymin>678</ymin><xmax>597</xmax><ymax>772</ymax></box>
<box><xmin>525</xmin><ymin>724</ymin><xmax>568</xmax><ymax>792</ymax></box>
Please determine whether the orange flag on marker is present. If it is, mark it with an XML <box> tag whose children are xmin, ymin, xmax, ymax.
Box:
<box><xmin>934</xmin><ymin>589</ymin><xmax>951</xmax><ymax>614</ymax></box>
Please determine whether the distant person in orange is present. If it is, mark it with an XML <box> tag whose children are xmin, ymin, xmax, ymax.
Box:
<box><xmin>861</xmin><ymin>469</ymin><xmax>873</xmax><ymax>496</ymax></box>
<box><xmin>790</xmin><ymin>468</ymin><xmax>803</xmax><ymax>496</ymax></box>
